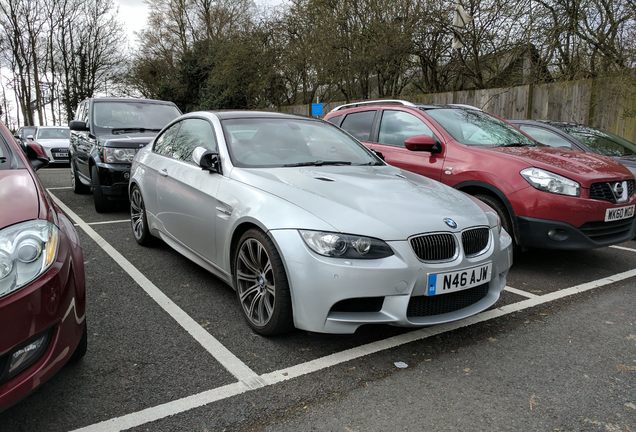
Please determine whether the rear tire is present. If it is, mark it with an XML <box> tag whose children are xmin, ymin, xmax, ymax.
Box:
<box><xmin>91</xmin><ymin>165</ymin><xmax>111</xmax><ymax>213</ymax></box>
<box><xmin>130</xmin><ymin>185</ymin><xmax>155</xmax><ymax>246</ymax></box>
<box><xmin>233</xmin><ymin>229</ymin><xmax>293</xmax><ymax>336</ymax></box>
<box><xmin>71</xmin><ymin>161</ymin><xmax>89</xmax><ymax>194</ymax></box>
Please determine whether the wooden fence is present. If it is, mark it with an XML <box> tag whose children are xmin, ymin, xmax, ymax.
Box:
<box><xmin>277</xmin><ymin>75</ymin><xmax>636</xmax><ymax>142</ymax></box>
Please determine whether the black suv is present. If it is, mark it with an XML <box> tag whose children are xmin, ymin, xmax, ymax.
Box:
<box><xmin>69</xmin><ymin>98</ymin><xmax>181</xmax><ymax>212</ymax></box>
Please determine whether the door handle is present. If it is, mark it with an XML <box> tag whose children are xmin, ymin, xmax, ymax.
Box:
<box><xmin>159</xmin><ymin>168</ymin><xmax>168</xmax><ymax>177</ymax></box>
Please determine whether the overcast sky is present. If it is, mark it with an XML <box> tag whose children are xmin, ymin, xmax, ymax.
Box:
<box><xmin>115</xmin><ymin>0</ymin><xmax>286</xmax><ymax>48</ymax></box>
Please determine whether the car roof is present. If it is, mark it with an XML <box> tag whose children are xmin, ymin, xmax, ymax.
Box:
<box><xmin>88</xmin><ymin>97</ymin><xmax>177</xmax><ymax>105</ymax></box>
<box><xmin>210</xmin><ymin>110</ymin><xmax>312</xmax><ymax>120</ymax></box>
<box><xmin>37</xmin><ymin>125</ymin><xmax>69</xmax><ymax>129</ymax></box>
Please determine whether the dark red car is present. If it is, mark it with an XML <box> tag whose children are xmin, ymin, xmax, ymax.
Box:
<box><xmin>0</xmin><ymin>122</ymin><xmax>87</xmax><ymax>411</ymax></box>
<box><xmin>324</xmin><ymin>101</ymin><xmax>636</xmax><ymax>249</ymax></box>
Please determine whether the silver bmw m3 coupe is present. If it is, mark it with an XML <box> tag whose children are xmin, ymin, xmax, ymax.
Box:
<box><xmin>129</xmin><ymin>111</ymin><xmax>513</xmax><ymax>335</ymax></box>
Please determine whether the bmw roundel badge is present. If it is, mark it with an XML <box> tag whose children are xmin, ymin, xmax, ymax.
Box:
<box><xmin>443</xmin><ymin>217</ymin><xmax>458</xmax><ymax>229</ymax></box>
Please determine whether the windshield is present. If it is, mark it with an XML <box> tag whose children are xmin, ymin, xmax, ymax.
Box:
<box><xmin>221</xmin><ymin>118</ymin><xmax>382</xmax><ymax>168</ymax></box>
<box><xmin>36</xmin><ymin>127</ymin><xmax>70</xmax><ymax>140</ymax></box>
<box><xmin>426</xmin><ymin>108</ymin><xmax>535</xmax><ymax>146</ymax></box>
<box><xmin>93</xmin><ymin>102</ymin><xmax>181</xmax><ymax>132</ymax></box>
<box><xmin>560</xmin><ymin>125</ymin><xmax>636</xmax><ymax>158</ymax></box>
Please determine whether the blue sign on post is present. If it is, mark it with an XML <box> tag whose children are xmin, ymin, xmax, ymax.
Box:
<box><xmin>311</xmin><ymin>103</ymin><xmax>324</xmax><ymax>117</ymax></box>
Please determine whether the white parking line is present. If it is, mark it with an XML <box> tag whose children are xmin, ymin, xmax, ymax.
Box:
<box><xmin>504</xmin><ymin>286</ymin><xmax>539</xmax><ymax>299</ymax></box>
<box><xmin>46</xmin><ymin>186</ymin><xmax>73</xmax><ymax>190</ymax></box>
<box><xmin>610</xmin><ymin>245</ymin><xmax>636</xmax><ymax>253</ymax></box>
<box><xmin>49</xmin><ymin>191</ymin><xmax>263</xmax><ymax>388</ymax></box>
<box><xmin>73</xmin><ymin>220</ymin><xmax>131</xmax><ymax>227</ymax></box>
<box><xmin>70</xmin><ymin>265</ymin><xmax>636</xmax><ymax>432</ymax></box>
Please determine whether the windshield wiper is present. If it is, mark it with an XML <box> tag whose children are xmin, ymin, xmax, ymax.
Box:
<box><xmin>496</xmin><ymin>142</ymin><xmax>534</xmax><ymax>147</ymax></box>
<box><xmin>282</xmin><ymin>160</ymin><xmax>352</xmax><ymax>167</ymax></box>
<box><xmin>111</xmin><ymin>128</ymin><xmax>162</xmax><ymax>134</ymax></box>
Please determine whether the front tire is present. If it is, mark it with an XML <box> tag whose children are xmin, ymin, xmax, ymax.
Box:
<box><xmin>71</xmin><ymin>161</ymin><xmax>89</xmax><ymax>194</ymax></box>
<box><xmin>69</xmin><ymin>321</ymin><xmax>87</xmax><ymax>364</ymax></box>
<box><xmin>91</xmin><ymin>165</ymin><xmax>111</xmax><ymax>213</ymax></box>
<box><xmin>234</xmin><ymin>229</ymin><xmax>293</xmax><ymax>336</ymax></box>
<box><xmin>474</xmin><ymin>194</ymin><xmax>518</xmax><ymax>250</ymax></box>
<box><xmin>130</xmin><ymin>185</ymin><xmax>155</xmax><ymax>246</ymax></box>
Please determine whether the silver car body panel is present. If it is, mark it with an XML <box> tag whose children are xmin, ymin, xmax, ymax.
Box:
<box><xmin>130</xmin><ymin>111</ymin><xmax>513</xmax><ymax>334</ymax></box>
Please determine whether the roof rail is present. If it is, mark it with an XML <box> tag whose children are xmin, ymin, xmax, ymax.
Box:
<box><xmin>330</xmin><ymin>99</ymin><xmax>416</xmax><ymax>113</ymax></box>
<box><xmin>448</xmin><ymin>103</ymin><xmax>482</xmax><ymax>111</ymax></box>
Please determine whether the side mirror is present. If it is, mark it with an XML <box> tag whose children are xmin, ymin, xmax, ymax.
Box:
<box><xmin>404</xmin><ymin>135</ymin><xmax>442</xmax><ymax>153</ymax></box>
<box><xmin>192</xmin><ymin>146</ymin><xmax>221</xmax><ymax>174</ymax></box>
<box><xmin>69</xmin><ymin>120</ymin><xmax>89</xmax><ymax>131</ymax></box>
<box><xmin>26</xmin><ymin>142</ymin><xmax>50</xmax><ymax>171</ymax></box>
<box><xmin>26</xmin><ymin>135</ymin><xmax>34</xmax><ymax>141</ymax></box>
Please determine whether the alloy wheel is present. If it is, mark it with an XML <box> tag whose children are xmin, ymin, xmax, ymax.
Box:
<box><xmin>236</xmin><ymin>238</ymin><xmax>276</xmax><ymax>327</ymax></box>
<box><xmin>130</xmin><ymin>188</ymin><xmax>145</xmax><ymax>241</ymax></box>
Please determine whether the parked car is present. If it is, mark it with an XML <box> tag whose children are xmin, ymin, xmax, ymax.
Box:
<box><xmin>33</xmin><ymin>126</ymin><xmax>71</xmax><ymax>165</ymax></box>
<box><xmin>509</xmin><ymin>120</ymin><xmax>636</xmax><ymax>176</ymax></box>
<box><xmin>324</xmin><ymin>100</ymin><xmax>636</xmax><ymax>250</ymax></box>
<box><xmin>69</xmin><ymin>97</ymin><xmax>182</xmax><ymax>212</ymax></box>
<box><xmin>129</xmin><ymin>111</ymin><xmax>513</xmax><ymax>335</ymax></box>
<box><xmin>13</xmin><ymin>126</ymin><xmax>37</xmax><ymax>149</ymax></box>
<box><xmin>0</xmin><ymin>121</ymin><xmax>87</xmax><ymax>411</ymax></box>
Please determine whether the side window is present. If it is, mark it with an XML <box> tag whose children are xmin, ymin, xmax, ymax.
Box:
<box><xmin>379</xmin><ymin>110</ymin><xmax>435</xmax><ymax>147</ymax></box>
<box><xmin>326</xmin><ymin>115</ymin><xmax>343</xmax><ymax>127</ymax></box>
<box><xmin>519</xmin><ymin>125</ymin><xmax>572</xmax><ymax>148</ymax></box>
<box><xmin>170</xmin><ymin>118</ymin><xmax>217</xmax><ymax>163</ymax></box>
<box><xmin>340</xmin><ymin>110</ymin><xmax>375</xmax><ymax>141</ymax></box>
<box><xmin>154</xmin><ymin>122</ymin><xmax>182</xmax><ymax>156</ymax></box>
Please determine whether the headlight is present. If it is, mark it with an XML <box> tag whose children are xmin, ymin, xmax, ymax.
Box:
<box><xmin>299</xmin><ymin>230</ymin><xmax>393</xmax><ymax>259</ymax></box>
<box><xmin>520</xmin><ymin>168</ymin><xmax>580</xmax><ymax>197</ymax></box>
<box><xmin>103</xmin><ymin>147</ymin><xmax>137</xmax><ymax>163</ymax></box>
<box><xmin>0</xmin><ymin>221</ymin><xmax>59</xmax><ymax>298</ymax></box>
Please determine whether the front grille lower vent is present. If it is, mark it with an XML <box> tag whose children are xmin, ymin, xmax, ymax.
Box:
<box><xmin>410</xmin><ymin>233</ymin><xmax>457</xmax><ymax>261</ymax></box>
<box><xmin>407</xmin><ymin>283</ymin><xmax>489</xmax><ymax>317</ymax></box>
<box><xmin>461</xmin><ymin>227</ymin><xmax>490</xmax><ymax>256</ymax></box>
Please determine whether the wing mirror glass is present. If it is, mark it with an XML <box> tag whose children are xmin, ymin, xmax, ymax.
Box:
<box><xmin>404</xmin><ymin>135</ymin><xmax>442</xmax><ymax>153</ymax></box>
<box><xmin>69</xmin><ymin>120</ymin><xmax>89</xmax><ymax>131</ymax></box>
<box><xmin>192</xmin><ymin>146</ymin><xmax>221</xmax><ymax>174</ymax></box>
<box><xmin>26</xmin><ymin>142</ymin><xmax>50</xmax><ymax>171</ymax></box>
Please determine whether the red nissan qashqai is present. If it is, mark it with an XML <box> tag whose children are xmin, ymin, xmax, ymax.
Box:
<box><xmin>0</xmin><ymin>121</ymin><xmax>87</xmax><ymax>411</ymax></box>
<box><xmin>325</xmin><ymin>101</ymin><xmax>636</xmax><ymax>250</ymax></box>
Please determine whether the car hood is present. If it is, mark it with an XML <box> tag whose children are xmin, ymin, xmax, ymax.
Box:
<box><xmin>489</xmin><ymin>146</ymin><xmax>633</xmax><ymax>186</ymax></box>
<box><xmin>0</xmin><ymin>170</ymin><xmax>39</xmax><ymax>229</ymax></box>
<box><xmin>36</xmin><ymin>138</ymin><xmax>69</xmax><ymax>148</ymax></box>
<box><xmin>231</xmin><ymin>165</ymin><xmax>490</xmax><ymax>240</ymax></box>
<box><xmin>99</xmin><ymin>133</ymin><xmax>156</xmax><ymax>148</ymax></box>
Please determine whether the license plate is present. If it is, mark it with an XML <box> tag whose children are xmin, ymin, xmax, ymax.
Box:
<box><xmin>604</xmin><ymin>205</ymin><xmax>635</xmax><ymax>222</ymax></box>
<box><xmin>426</xmin><ymin>263</ymin><xmax>492</xmax><ymax>296</ymax></box>
<box><xmin>53</xmin><ymin>152</ymin><xmax>68</xmax><ymax>158</ymax></box>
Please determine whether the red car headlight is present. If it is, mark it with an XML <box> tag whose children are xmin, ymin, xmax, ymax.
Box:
<box><xmin>0</xmin><ymin>220</ymin><xmax>59</xmax><ymax>298</ymax></box>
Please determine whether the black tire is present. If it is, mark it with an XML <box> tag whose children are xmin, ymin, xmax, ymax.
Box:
<box><xmin>70</xmin><ymin>161</ymin><xmax>89</xmax><ymax>194</ymax></box>
<box><xmin>69</xmin><ymin>321</ymin><xmax>87</xmax><ymax>364</ymax></box>
<box><xmin>474</xmin><ymin>194</ymin><xmax>517</xmax><ymax>247</ymax></box>
<box><xmin>233</xmin><ymin>229</ymin><xmax>293</xmax><ymax>336</ymax></box>
<box><xmin>130</xmin><ymin>185</ymin><xmax>155</xmax><ymax>246</ymax></box>
<box><xmin>91</xmin><ymin>165</ymin><xmax>111</xmax><ymax>213</ymax></box>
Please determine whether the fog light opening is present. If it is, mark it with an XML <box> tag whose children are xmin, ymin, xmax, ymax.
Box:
<box><xmin>547</xmin><ymin>229</ymin><xmax>569</xmax><ymax>242</ymax></box>
<box><xmin>8</xmin><ymin>332</ymin><xmax>49</xmax><ymax>378</ymax></box>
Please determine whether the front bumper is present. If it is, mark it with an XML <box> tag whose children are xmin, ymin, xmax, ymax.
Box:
<box><xmin>269</xmin><ymin>227</ymin><xmax>513</xmax><ymax>334</ymax></box>
<box><xmin>516</xmin><ymin>216</ymin><xmax>635</xmax><ymax>249</ymax></box>
<box><xmin>0</xmin><ymin>224</ymin><xmax>86</xmax><ymax>411</ymax></box>
<box><xmin>95</xmin><ymin>162</ymin><xmax>132</xmax><ymax>199</ymax></box>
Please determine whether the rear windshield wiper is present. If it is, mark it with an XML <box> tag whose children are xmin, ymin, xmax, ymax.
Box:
<box><xmin>111</xmin><ymin>128</ymin><xmax>161</xmax><ymax>134</ymax></box>
<box><xmin>283</xmin><ymin>160</ymin><xmax>352</xmax><ymax>167</ymax></box>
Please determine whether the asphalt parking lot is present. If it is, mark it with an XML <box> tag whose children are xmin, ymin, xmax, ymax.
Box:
<box><xmin>1</xmin><ymin>167</ymin><xmax>635</xmax><ymax>432</ymax></box>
